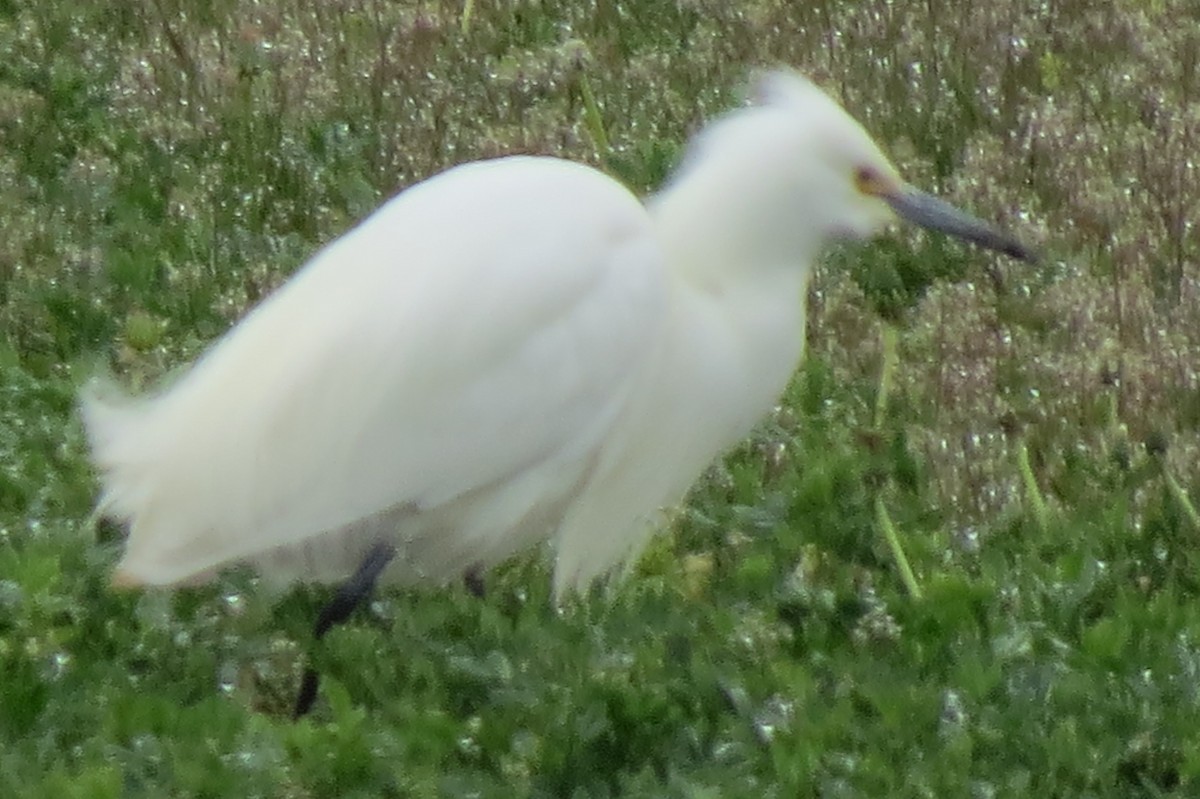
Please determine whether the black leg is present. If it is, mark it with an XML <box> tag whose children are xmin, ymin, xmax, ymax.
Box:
<box><xmin>293</xmin><ymin>541</ymin><xmax>397</xmax><ymax>719</ymax></box>
<box><xmin>463</xmin><ymin>563</ymin><xmax>486</xmax><ymax>599</ymax></box>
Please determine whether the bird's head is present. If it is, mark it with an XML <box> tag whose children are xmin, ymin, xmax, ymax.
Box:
<box><xmin>656</xmin><ymin>70</ymin><xmax>1035</xmax><ymax>268</ymax></box>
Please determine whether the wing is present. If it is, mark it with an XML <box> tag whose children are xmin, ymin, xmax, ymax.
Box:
<box><xmin>83</xmin><ymin>157</ymin><xmax>666</xmax><ymax>586</ymax></box>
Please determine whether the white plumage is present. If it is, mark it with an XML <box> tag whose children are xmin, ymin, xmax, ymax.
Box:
<box><xmin>83</xmin><ymin>70</ymin><xmax>1030</xmax><ymax>598</ymax></box>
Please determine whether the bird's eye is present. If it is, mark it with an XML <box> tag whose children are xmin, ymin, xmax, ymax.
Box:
<box><xmin>854</xmin><ymin>166</ymin><xmax>882</xmax><ymax>196</ymax></box>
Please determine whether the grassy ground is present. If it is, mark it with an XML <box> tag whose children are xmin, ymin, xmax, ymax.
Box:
<box><xmin>2</xmin><ymin>0</ymin><xmax>1200</xmax><ymax>796</ymax></box>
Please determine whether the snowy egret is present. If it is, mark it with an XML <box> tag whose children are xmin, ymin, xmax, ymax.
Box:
<box><xmin>82</xmin><ymin>70</ymin><xmax>1034</xmax><ymax>715</ymax></box>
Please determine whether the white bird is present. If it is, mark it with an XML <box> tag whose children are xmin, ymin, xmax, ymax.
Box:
<box><xmin>82</xmin><ymin>70</ymin><xmax>1032</xmax><ymax>714</ymax></box>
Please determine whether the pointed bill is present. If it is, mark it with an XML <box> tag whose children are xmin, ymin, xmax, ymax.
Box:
<box><xmin>883</xmin><ymin>186</ymin><xmax>1037</xmax><ymax>262</ymax></box>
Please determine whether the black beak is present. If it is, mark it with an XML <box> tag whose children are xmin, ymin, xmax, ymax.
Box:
<box><xmin>883</xmin><ymin>186</ymin><xmax>1037</xmax><ymax>262</ymax></box>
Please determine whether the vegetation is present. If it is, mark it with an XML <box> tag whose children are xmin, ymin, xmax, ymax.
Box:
<box><xmin>2</xmin><ymin>0</ymin><xmax>1198</xmax><ymax>795</ymax></box>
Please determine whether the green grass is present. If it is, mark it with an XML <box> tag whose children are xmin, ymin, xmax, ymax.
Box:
<box><xmin>3</xmin><ymin>0</ymin><xmax>1200</xmax><ymax>796</ymax></box>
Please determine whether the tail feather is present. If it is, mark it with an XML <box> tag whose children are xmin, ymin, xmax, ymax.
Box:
<box><xmin>79</xmin><ymin>378</ymin><xmax>158</xmax><ymax>526</ymax></box>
